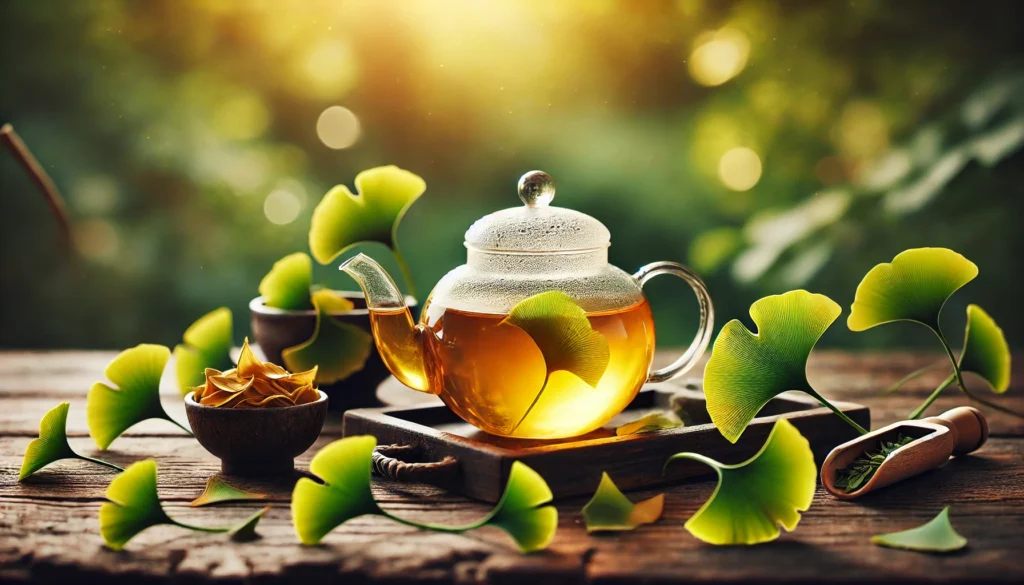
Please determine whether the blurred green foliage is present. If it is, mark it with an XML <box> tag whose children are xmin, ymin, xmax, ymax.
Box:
<box><xmin>1</xmin><ymin>0</ymin><xmax>1022</xmax><ymax>350</ymax></box>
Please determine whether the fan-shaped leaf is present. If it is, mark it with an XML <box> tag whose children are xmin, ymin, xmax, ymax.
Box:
<box><xmin>292</xmin><ymin>435</ymin><xmax>382</xmax><ymax>545</ymax></box>
<box><xmin>228</xmin><ymin>506</ymin><xmax>270</xmax><ymax>542</ymax></box>
<box><xmin>191</xmin><ymin>475</ymin><xmax>271</xmax><ymax>507</ymax></box>
<box><xmin>582</xmin><ymin>472</ymin><xmax>664</xmax><ymax>532</ymax></box>
<box><xmin>19</xmin><ymin>403</ymin><xmax>76</xmax><ymax>480</ymax></box>
<box><xmin>100</xmin><ymin>460</ymin><xmax>172</xmax><ymax>550</ymax></box>
<box><xmin>308</xmin><ymin>165</ymin><xmax>426</xmax><ymax>265</ymax></box>
<box><xmin>615</xmin><ymin>412</ymin><xmax>683</xmax><ymax>436</ymax></box>
<box><xmin>259</xmin><ymin>253</ymin><xmax>314</xmax><ymax>310</ymax></box>
<box><xmin>479</xmin><ymin>461</ymin><xmax>558</xmax><ymax>552</ymax></box>
<box><xmin>959</xmin><ymin>305</ymin><xmax>1010</xmax><ymax>393</ymax></box>
<box><xmin>848</xmin><ymin>248</ymin><xmax>978</xmax><ymax>332</ymax></box>
<box><xmin>665</xmin><ymin>419</ymin><xmax>816</xmax><ymax>545</ymax></box>
<box><xmin>173</xmin><ymin>308</ymin><xmax>234</xmax><ymax>395</ymax></box>
<box><xmin>703</xmin><ymin>290</ymin><xmax>851</xmax><ymax>443</ymax></box>
<box><xmin>503</xmin><ymin>291</ymin><xmax>610</xmax><ymax>387</ymax></box>
<box><xmin>88</xmin><ymin>344</ymin><xmax>189</xmax><ymax>450</ymax></box>
<box><xmin>282</xmin><ymin>290</ymin><xmax>373</xmax><ymax>384</ymax></box>
<box><xmin>871</xmin><ymin>507</ymin><xmax>967</xmax><ymax>552</ymax></box>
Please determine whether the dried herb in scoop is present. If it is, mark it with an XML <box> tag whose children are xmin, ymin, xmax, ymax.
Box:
<box><xmin>834</xmin><ymin>434</ymin><xmax>914</xmax><ymax>492</ymax></box>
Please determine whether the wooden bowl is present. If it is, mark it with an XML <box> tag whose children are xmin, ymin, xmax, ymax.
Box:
<box><xmin>249</xmin><ymin>291</ymin><xmax>417</xmax><ymax>411</ymax></box>
<box><xmin>185</xmin><ymin>390</ymin><xmax>328</xmax><ymax>476</ymax></box>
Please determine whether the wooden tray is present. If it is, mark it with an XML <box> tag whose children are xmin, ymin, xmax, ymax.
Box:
<box><xmin>342</xmin><ymin>384</ymin><xmax>870</xmax><ymax>502</ymax></box>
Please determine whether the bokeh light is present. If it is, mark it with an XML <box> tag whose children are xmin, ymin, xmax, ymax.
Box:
<box><xmin>263</xmin><ymin>189</ymin><xmax>303</xmax><ymax>225</ymax></box>
<box><xmin>316</xmin><ymin>106</ymin><xmax>361</xmax><ymax>150</ymax></box>
<box><xmin>688</xmin><ymin>28</ymin><xmax>750</xmax><ymax>87</ymax></box>
<box><xmin>211</xmin><ymin>91</ymin><xmax>270</xmax><ymax>141</ymax></box>
<box><xmin>718</xmin><ymin>147</ymin><xmax>762</xmax><ymax>191</ymax></box>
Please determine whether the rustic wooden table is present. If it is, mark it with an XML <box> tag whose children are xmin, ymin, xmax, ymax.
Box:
<box><xmin>1</xmin><ymin>350</ymin><xmax>1021</xmax><ymax>584</ymax></box>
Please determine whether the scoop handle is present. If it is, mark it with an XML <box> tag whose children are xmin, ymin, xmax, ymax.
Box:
<box><xmin>634</xmin><ymin>262</ymin><xmax>714</xmax><ymax>383</ymax></box>
<box><xmin>923</xmin><ymin>406</ymin><xmax>989</xmax><ymax>456</ymax></box>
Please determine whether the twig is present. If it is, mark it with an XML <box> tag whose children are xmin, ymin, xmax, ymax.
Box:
<box><xmin>1</xmin><ymin>123</ymin><xmax>74</xmax><ymax>255</ymax></box>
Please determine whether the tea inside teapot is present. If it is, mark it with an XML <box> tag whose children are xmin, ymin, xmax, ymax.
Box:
<box><xmin>372</xmin><ymin>299</ymin><xmax>655</xmax><ymax>438</ymax></box>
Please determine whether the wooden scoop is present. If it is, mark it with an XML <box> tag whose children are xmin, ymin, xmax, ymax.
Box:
<box><xmin>821</xmin><ymin>407</ymin><xmax>988</xmax><ymax>499</ymax></box>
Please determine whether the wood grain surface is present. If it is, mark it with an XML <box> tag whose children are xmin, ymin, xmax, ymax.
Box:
<box><xmin>1</xmin><ymin>350</ymin><xmax>1022</xmax><ymax>584</ymax></box>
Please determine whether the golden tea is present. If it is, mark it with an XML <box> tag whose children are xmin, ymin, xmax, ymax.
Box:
<box><xmin>370</xmin><ymin>300</ymin><xmax>655</xmax><ymax>439</ymax></box>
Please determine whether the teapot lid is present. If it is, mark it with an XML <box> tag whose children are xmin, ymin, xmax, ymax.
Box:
<box><xmin>464</xmin><ymin>171</ymin><xmax>611</xmax><ymax>253</ymax></box>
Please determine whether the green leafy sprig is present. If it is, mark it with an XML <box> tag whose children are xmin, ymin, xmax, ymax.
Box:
<box><xmin>833</xmin><ymin>434</ymin><xmax>915</xmax><ymax>493</ymax></box>
<box><xmin>100</xmin><ymin>461</ymin><xmax>267</xmax><ymax>550</ymax></box>
<box><xmin>19</xmin><ymin>402</ymin><xmax>123</xmax><ymax>480</ymax></box>
<box><xmin>291</xmin><ymin>436</ymin><xmax>558</xmax><ymax>552</ymax></box>
<box><xmin>849</xmin><ymin>248</ymin><xmax>1019</xmax><ymax>419</ymax></box>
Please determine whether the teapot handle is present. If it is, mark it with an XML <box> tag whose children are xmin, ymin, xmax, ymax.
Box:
<box><xmin>633</xmin><ymin>261</ymin><xmax>714</xmax><ymax>383</ymax></box>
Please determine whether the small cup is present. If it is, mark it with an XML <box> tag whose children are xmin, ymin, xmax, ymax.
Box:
<box><xmin>185</xmin><ymin>390</ymin><xmax>328</xmax><ymax>476</ymax></box>
<box><xmin>249</xmin><ymin>291</ymin><xmax>417</xmax><ymax>410</ymax></box>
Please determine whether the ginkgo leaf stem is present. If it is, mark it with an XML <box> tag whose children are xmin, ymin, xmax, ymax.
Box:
<box><xmin>381</xmin><ymin>509</ymin><xmax>488</xmax><ymax>533</ymax></box>
<box><xmin>930</xmin><ymin>327</ymin><xmax>967</xmax><ymax>394</ymax></box>
<box><xmin>392</xmin><ymin>246</ymin><xmax>419</xmax><ymax>300</ymax></box>
<box><xmin>164</xmin><ymin>416</ymin><xmax>194</xmax><ymax>436</ymax></box>
<box><xmin>883</xmin><ymin>361</ymin><xmax>944</xmax><ymax>395</ymax></box>
<box><xmin>909</xmin><ymin>374</ymin><xmax>955</xmax><ymax>419</ymax></box>
<box><xmin>76</xmin><ymin>455</ymin><xmax>124</xmax><ymax>473</ymax></box>
<box><xmin>169</xmin><ymin>519</ymin><xmax>231</xmax><ymax>534</ymax></box>
<box><xmin>962</xmin><ymin>388</ymin><xmax>1024</xmax><ymax>420</ymax></box>
<box><xmin>509</xmin><ymin>372</ymin><xmax>551</xmax><ymax>435</ymax></box>
<box><xmin>805</xmin><ymin>389</ymin><xmax>868</xmax><ymax>435</ymax></box>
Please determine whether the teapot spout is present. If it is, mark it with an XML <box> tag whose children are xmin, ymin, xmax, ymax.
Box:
<box><xmin>339</xmin><ymin>253</ymin><xmax>437</xmax><ymax>394</ymax></box>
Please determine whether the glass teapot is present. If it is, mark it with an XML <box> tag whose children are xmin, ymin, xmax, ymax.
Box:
<box><xmin>341</xmin><ymin>171</ymin><xmax>714</xmax><ymax>439</ymax></box>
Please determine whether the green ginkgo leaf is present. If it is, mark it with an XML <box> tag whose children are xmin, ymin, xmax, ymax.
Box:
<box><xmin>664</xmin><ymin>419</ymin><xmax>816</xmax><ymax>545</ymax></box>
<box><xmin>292</xmin><ymin>437</ymin><xmax>558</xmax><ymax>552</ymax></box>
<box><xmin>191</xmin><ymin>475</ymin><xmax>272</xmax><ymax>507</ymax></box>
<box><xmin>259</xmin><ymin>253</ymin><xmax>314</xmax><ymax>310</ymax></box>
<box><xmin>502</xmin><ymin>291</ymin><xmax>610</xmax><ymax>434</ymax></box>
<box><xmin>282</xmin><ymin>289</ymin><xmax>373</xmax><ymax>384</ymax></box>
<box><xmin>308</xmin><ymin>165</ymin><xmax>426</xmax><ymax>265</ymax></box>
<box><xmin>582</xmin><ymin>472</ymin><xmax>664</xmax><ymax>532</ymax></box>
<box><xmin>19</xmin><ymin>402</ymin><xmax>123</xmax><ymax>480</ymax></box>
<box><xmin>871</xmin><ymin>507</ymin><xmax>967</xmax><ymax>553</ymax></box>
<box><xmin>615</xmin><ymin>412</ymin><xmax>683</xmax><ymax>436</ymax></box>
<box><xmin>479</xmin><ymin>461</ymin><xmax>559</xmax><ymax>552</ymax></box>
<box><xmin>100</xmin><ymin>460</ymin><xmax>173</xmax><ymax>550</ymax></box>
<box><xmin>704</xmin><ymin>290</ymin><xmax>866</xmax><ymax>443</ymax></box>
<box><xmin>959</xmin><ymin>305</ymin><xmax>1010</xmax><ymax>393</ymax></box>
<box><xmin>173</xmin><ymin>307</ymin><xmax>234</xmax><ymax>395</ymax></box>
<box><xmin>847</xmin><ymin>248</ymin><xmax>978</xmax><ymax>333</ymax></box>
<box><xmin>101</xmin><ymin>461</ymin><xmax>264</xmax><ymax>550</ymax></box>
<box><xmin>88</xmin><ymin>344</ymin><xmax>192</xmax><ymax>450</ymax></box>
<box><xmin>228</xmin><ymin>506</ymin><xmax>270</xmax><ymax>542</ymax></box>
<box><xmin>291</xmin><ymin>435</ymin><xmax>384</xmax><ymax>545</ymax></box>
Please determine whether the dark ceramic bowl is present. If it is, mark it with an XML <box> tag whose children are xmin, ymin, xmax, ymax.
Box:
<box><xmin>249</xmin><ymin>291</ymin><xmax>417</xmax><ymax>411</ymax></box>
<box><xmin>185</xmin><ymin>390</ymin><xmax>328</xmax><ymax>476</ymax></box>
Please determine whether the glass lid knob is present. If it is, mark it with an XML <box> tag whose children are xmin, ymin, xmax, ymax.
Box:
<box><xmin>517</xmin><ymin>170</ymin><xmax>555</xmax><ymax>208</ymax></box>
